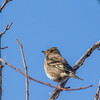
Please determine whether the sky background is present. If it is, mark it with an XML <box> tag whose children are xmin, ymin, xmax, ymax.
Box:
<box><xmin>0</xmin><ymin>0</ymin><xmax>100</xmax><ymax>100</ymax></box>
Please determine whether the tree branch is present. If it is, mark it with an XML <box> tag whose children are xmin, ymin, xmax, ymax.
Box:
<box><xmin>0</xmin><ymin>23</ymin><xmax>13</xmax><ymax>36</ymax></box>
<box><xmin>0</xmin><ymin>58</ymin><xmax>92</xmax><ymax>91</ymax></box>
<box><xmin>73</xmin><ymin>40</ymin><xmax>100</xmax><ymax>70</ymax></box>
<box><xmin>0</xmin><ymin>0</ymin><xmax>12</xmax><ymax>12</ymax></box>
<box><xmin>0</xmin><ymin>46</ymin><xmax>8</xmax><ymax>49</ymax></box>
<box><xmin>94</xmin><ymin>81</ymin><xmax>100</xmax><ymax>100</ymax></box>
<box><xmin>49</xmin><ymin>40</ymin><xmax>100</xmax><ymax>100</ymax></box>
<box><xmin>16</xmin><ymin>39</ymin><xmax>29</xmax><ymax>100</ymax></box>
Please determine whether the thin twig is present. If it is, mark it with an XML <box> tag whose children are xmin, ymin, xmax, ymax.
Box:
<box><xmin>0</xmin><ymin>0</ymin><xmax>12</xmax><ymax>12</ymax></box>
<box><xmin>0</xmin><ymin>46</ymin><xmax>8</xmax><ymax>49</ymax></box>
<box><xmin>16</xmin><ymin>39</ymin><xmax>29</xmax><ymax>100</ymax></box>
<box><xmin>94</xmin><ymin>81</ymin><xmax>100</xmax><ymax>100</ymax></box>
<box><xmin>49</xmin><ymin>40</ymin><xmax>100</xmax><ymax>100</ymax></box>
<box><xmin>0</xmin><ymin>58</ymin><xmax>92</xmax><ymax>91</ymax></box>
<box><xmin>0</xmin><ymin>23</ymin><xmax>13</xmax><ymax>36</ymax></box>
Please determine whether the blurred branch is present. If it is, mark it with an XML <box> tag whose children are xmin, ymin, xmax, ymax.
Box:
<box><xmin>16</xmin><ymin>39</ymin><xmax>29</xmax><ymax>100</ymax></box>
<box><xmin>0</xmin><ymin>46</ymin><xmax>8</xmax><ymax>49</ymax></box>
<box><xmin>0</xmin><ymin>58</ymin><xmax>92</xmax><ymax>91</ymax></box>
<box><xmin>0</xmin><ymin>0</ymin><xmax>12</xmax><ymax>12</ymax></box>
<box><xmin>49</xmin><ymin>40</ymin><xmax>100</xmax><ymax>100</ymax></box>
<box><xmin>94</xmin><ymin>81</ymin><xmax>100</xmax><ymax>100</ymax></box>
<box><xmin>0</xmin><ymin>23</ymin><xmax>13</xmax><ymax>36</ymax></box>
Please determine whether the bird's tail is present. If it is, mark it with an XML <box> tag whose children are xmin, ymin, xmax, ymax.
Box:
<box><xmin>69</xmin><ymin>73</ymin><xmax>83</xmax><ymax>80</ymax></box>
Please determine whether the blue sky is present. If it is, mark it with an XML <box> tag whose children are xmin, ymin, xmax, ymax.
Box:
<box><xmin>0</xmin><ymin>0</ymin><xmax>100</xmax><ymax>100</ymax></box>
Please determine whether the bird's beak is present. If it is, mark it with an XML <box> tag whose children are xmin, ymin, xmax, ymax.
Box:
<box><xmin>42</xmin><ymin>51</ymin><xmax>46</xmax><ymax>54</ymax></box>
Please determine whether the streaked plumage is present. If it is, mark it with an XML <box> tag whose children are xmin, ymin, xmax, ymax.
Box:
<box><xmin>42</xmin><ymin>47</ymin><xmax>83</xmax><ymax>84</ymax></box>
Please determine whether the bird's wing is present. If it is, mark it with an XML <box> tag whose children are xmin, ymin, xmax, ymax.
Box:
<box><xmin>47</xmin><ymin>57</ymin><xmax>75</xmax><ymax>73</ymax></box>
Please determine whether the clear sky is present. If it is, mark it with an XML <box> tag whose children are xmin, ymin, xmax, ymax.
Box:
<box><xmin>0</xmin><ymin>0</ymin><xmax>100</xmax><ymax>100</ymax></box>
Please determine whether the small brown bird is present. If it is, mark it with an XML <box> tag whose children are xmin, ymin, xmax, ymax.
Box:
<box><xmin>42</xmin><ymin>47</ymin><xmax>83</xmax><ymax>85</ymax></box>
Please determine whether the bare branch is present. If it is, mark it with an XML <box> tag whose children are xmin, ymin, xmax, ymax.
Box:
<box><xmin>0</xmin><ymin>23</ymin><xmax>13</xmax><ymax>36</ymax></box>
<box><xmin>73</xmin><ymin>40</ymin><xmax>100</xmax><ymax>70</ymax></box>
<box><xmin>0</xmin><ymin>46</ymin><xmax>8</xmax><ymax>49</ymax></box>
<box><xmin>0</xmin><ymin>58</ymin><xmax>92</xmax><ymax>91</ymax></box>
<box><xmin>0</xmin><ymin>0</ymin><xmax>12</xmax><ymax>12</ymax></box>
<box><xmin>16</xmin><ymin>39</ymin><xmax>29</xmax><ymax>100</ymax></box>
<box><xmin>94</xmin><ymin>81</ymin><xmax>100</xmax><ymax>100</ymax></box>
<box><xmin>49</xmin><ymin>40</ymin><xmax>100</xmax><ymax>100</ymax></box>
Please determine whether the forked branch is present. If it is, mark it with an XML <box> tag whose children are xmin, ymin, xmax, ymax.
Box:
<box><xmin>49</xmin><ymin>40</ymin><xmax>100</xmax><ymax>100</ymax></box>
<box><xmin>0</xmin><ymin>23</ymin><xmax>13</xmax><ymax>36</ymax></box>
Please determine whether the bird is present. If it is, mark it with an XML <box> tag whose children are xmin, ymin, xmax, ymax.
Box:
<box><xmin>42</xmin><ymin>47</ymin><xmax>83</xmax><ymax>85</ymax></box>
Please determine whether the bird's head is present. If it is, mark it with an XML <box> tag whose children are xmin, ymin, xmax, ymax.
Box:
<box><xmin>42</xmin><ymin>47</ymin><xmax>60</xmax><ymax>55</ymax></box>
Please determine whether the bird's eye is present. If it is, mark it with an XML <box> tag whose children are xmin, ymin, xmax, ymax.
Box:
<box><xmin>50</xmin><ymin>50</ymin><xmax>54</xmax><ymax>52</ymax></box>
